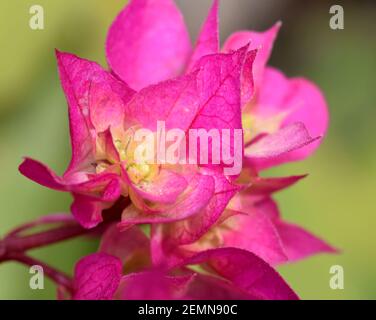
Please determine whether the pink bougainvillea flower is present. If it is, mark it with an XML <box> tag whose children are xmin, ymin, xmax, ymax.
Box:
<box><xmin>19</xmin><ymin>0</ymin><xmax>247</xmax><ymax>229</ymax></box>
<box><xmin>106</xmin><ymin>0</ymin><xmax>191</xmax><ymax>90</ymax></box>
<box><xmin>19</xmin><ymin>48</ymin><xmax>244</xmax><ymax>229</ymax></box>
<box><xmin>13</xmin><ymin>0</ymin><xmax>336</xmax><ymax>301</ymax></box>
<box><xmin>70</xmin><ymin>225</ymin><xmax>298</xmax><ymax>300</ymax></box>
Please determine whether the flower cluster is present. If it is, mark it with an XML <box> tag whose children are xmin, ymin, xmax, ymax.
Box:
<box><xmin>14</xmin><ymin>0</ymin><xmax>334</xmax><ymax>299</ymax></box>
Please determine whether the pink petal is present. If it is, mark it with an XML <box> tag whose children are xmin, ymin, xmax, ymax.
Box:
<box><xmin>87</xmin><ymin>81</ymin><xmax>130</xmax><ymax>133</ymax></box>
<box><xmin>256</xmin><ymin>67</ymin><xmax>329</xmax><ymax>161</ymax></box>
<box><xmin>185</xmin><ymin>248</ymin><xmax>299</xmax><ymax>300</ymax></box>
<box><xmin>255</xmin><ymin>66</ymin><xmax>290</xmax><ymax>111</ymax></box>
<box><xmin>73</xmin><ymin>253</ymin><xmax>122</xmax><ymax>300</ymax></box>
<box><xmin>19</xmin><ymin>157</ymin><xmax>121</xmax><ymax>229</ymax></box>
<box><xmin>71</xmin><ymin>194</ymin><xmax>104</xmax><ymax>229</ymax></box>
<box><xmin>151</xmin><ymin>223</ymin><xmax>187</xmax><ymax>268</ymax></box>
<box><xmin>19</xmin><ymin>158</ymin><xmax>121</xmax><ymax>200</ymax></box>
<box><xmin>106</xmin><ymin>0</ymin><xmax>191</xmax><ymax>90</ymax></box>
<box><xmin>186</xmin><ymin>0</ymin><xmax>219</xmax><ymax>72</ymax></box>
<box><xmin>190</xmin><ymin>47</ymin><xmax>247</xmax><ymax>167</ymax></box>
<box><xmin>274</xmin><ymin>221</ymin><xmax>337</xmax><ymax>262</ymax></box>
<box><xmin>100</xmin><ymin>178</ymin><xmax>122</xmax><ymax>202</ymax></box>
<box><xmin>72</xmin><ymin>173</ymin><xmax>121</xmax><ymax>201</ymax></box>
<box><xmin>247</xmin><ymin>174</ymin><xmax>307</xmax><ymax>194</ymax></box>
<box><xmin>220</xmin><ymin>210</ymin><xmax>288</xmax><ymax>265</ymax></box>
<box><xmin>245</xmin><ymin>122</ymin><xmax>320</xmax><ymax>170</ymax></box>
<box><xmin>253</xmin><ymin>196</ymin><xmax>280</xmax><ymax>220</ymax></box>
<box><xmin>240</xmin><ymin>49</ymin><xmax>257</xmax><ymax>106</ymax></box>
<box><xmin>222</xmin><ymin>22</ymin><xmax>280</xmax><ymax>90</ymax></box>
<box><xmin>193</xmin><ymin>47</ymin><xmax>245</xmax><ymax>130</ymax></box>
<box><xmin>172</xmin><ymin>194</ymin><xmax>288</xmax><ymax>265</ymax></box>
<box><xmin>124</xmin><ymin>72</ymin><xmax>200</xmax><ymax>131</ymax></box>
<box><xmin>56</xmin><ymin>51</ymin><xmax>134</xmax><ymax>131</ymax></box>
<box><xmin>171</xmin><ymin>170</ymin><xmax>239</xmax><ymax>244</ymax></box>
<box><xmin>120</xmin><ymin>173</ymin><xmax>214</xmax><ymax>227</ymax></box>
<box><xmin>132</xmin><ymin>168</ymin><xmax>189</xmax><ymax>204</ymax></box>
<box><xmin>71</xmin><ymin>176</ymin><xmax>121</xmax><ymax>229</ymax></box>
<box><xmin>55</xmin><ymin>51</ymin><xmax>134</xmax><ymax>177</ymax></box>
<box><xmin>250</xmin><ymin>196</ymin><xmax>336</xmax><ymax>263</ymax></box>
<box><xmin>19</xmin><ymin>157</ymin><xmax>67</xmax><ymax>190</ymax></box>
<box><xmin>56</xmin><ymin>51</ymin><xmax>94</xmax><ymax>177</ymax></box>
<box><xmin>171</xmin><ymin>168</ymin><xmax>241</xmax><ymax>245</ymax></box>
<box><xmin>70</xmin><ymin>176</ymin><xmax>121</xmax><ymax>229</ymax></box>
<box><xmin>151</xmin><ymin>169</ymin><xmax>241</xmax><ymax>267</ymax></box>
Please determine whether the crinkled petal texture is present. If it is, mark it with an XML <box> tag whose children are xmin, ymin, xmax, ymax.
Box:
<box><xmin>193</xmin><ymin>48</ymin><xmax>245</xmax><ymax>136</ymax></box>
<box><xmin>106</xmin><ymin>0</ymin><xmax>191</xmax><ymax>90</ymax></box>
<box><xmin>189</xmin><ymin>47</ymin><xmax>247</xmax><ymax>172</ymax></box>
<box><xmin>124</xmin><ymin>72</ymin><xmax>200</xmax><ymax>131</ymax></box>
<box><xmin>73</xmin><ymin>253</ymin><xmax>122</xmax><ymax>300</ymax></box>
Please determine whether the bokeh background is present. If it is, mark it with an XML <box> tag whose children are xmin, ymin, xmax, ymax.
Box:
<box><xmin>0</xmin><ymin>0</ymin><xmax>375</xmax><ymax>299</ymax></box>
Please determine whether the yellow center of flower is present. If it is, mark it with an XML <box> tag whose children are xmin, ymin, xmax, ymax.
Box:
<box><xmin>114</xmin><ymin>127</ymin><xmax>159</xmax><ymax>184</ymax></box>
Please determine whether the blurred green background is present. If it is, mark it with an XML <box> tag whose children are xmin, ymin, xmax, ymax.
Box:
<box><xmin>0</xmin><ymin>0</ymin><xmax>375</xmax><ymax>299</ymax></box>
